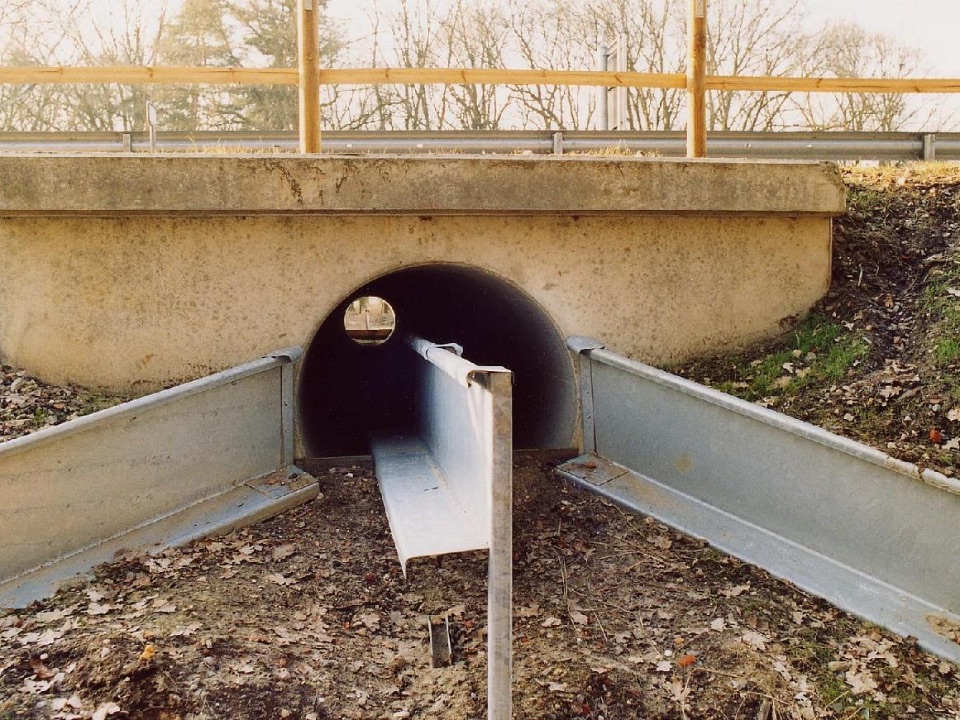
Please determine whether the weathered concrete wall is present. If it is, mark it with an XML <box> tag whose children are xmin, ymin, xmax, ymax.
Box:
<box><xmin>0</xmin><ymin>155</ymin><xmax>843</xmax><ymax>393</ymax></box>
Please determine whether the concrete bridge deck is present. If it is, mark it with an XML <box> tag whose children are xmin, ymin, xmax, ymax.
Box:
<box><xmin>0</xmin><ymin>155</ymin><xmax>844</xmax><ymax>456</ymax></box>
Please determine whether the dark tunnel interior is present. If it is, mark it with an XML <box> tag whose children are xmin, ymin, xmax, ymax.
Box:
<box><xmin>298</xmin><ymin>264</ymin><xmax>578</xmax><ymax>457</ymax></box>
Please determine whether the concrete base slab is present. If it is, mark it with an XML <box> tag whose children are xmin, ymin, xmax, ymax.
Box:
<box><xmin>0</xmin><ymin>467</ymin><xmax>318</xmax><ymax>609</ymax></box>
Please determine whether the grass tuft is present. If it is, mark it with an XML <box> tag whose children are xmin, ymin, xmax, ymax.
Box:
<box><xmin>709</xmin><ymin>315</ymin><xmax>869</xmax><ymax>401</ymax></box>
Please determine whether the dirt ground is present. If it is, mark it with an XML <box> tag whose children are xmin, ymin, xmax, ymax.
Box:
<box><xmin>2</xmin><ymin>165</ymin><xmax>960</xmax><ymax>719</ymax></box>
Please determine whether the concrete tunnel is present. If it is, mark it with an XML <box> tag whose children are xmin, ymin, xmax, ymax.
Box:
<box><xmin>298</xmin><ymin>264</ymin><xmax>579</xmax><ymax>457</ymax></box>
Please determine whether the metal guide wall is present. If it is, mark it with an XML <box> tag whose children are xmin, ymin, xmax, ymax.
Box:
<box><xmin>562</xmin><ymin>339</ymin><xmax>960</xmax><ymax>662</ymax></box>
<box><xmin>0</xmin><ymin>349</ymin><xmax>302</xmax><ymax>597</ymax></box>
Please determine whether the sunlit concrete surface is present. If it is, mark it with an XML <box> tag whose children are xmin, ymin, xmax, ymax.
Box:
<box><xmin>0</xmin><ymin>155</ymin><xmax>843</xmax><ymax>451</ymax></box>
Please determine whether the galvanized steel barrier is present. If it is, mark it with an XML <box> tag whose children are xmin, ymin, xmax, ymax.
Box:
<box><xmin>0</xmin><ymin>348</ymin><xmax>317</xmax><ymax>608</ymax></box>
<box><xmin>560</xmin><ymin>337</ymin><xmax>960</xmax><ymax>663</ymax></box>
<box><xmin>370</xmin><ymin>334</ymin><xmax>513</xmax><ymax>720</ymax></box>
<box><xmin>1</xmin><ymin>129</ymin><xmax>957</xmax><ymax>161</ymax></box>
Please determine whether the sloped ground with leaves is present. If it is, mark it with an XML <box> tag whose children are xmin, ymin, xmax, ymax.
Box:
<box><xmin>2</xmin><ymin>165</ymin><xmax>960</xmax><ymax>719</ymax></box>
<box><xmin>675</xmin><ymin>164</ymin><xmax>960</xmax><ymax>478</ymax></box>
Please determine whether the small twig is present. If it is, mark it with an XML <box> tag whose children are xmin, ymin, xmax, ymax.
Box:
<box><xmin>570</xmin><ymin>589</ymin><xmax>609</xmax><ymax>643</ymax></box>
<box><xmin>551</xmin><ymin>548</ymin><xmax>570</xmax><ymax>611</ymax></box>
<box><xmin>681</xmin><ymin>671</ymin><xmax>693</xmax><ymax>720</ymax></box>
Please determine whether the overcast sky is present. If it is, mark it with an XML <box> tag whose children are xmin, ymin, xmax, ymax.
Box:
<box><xmin>325</xmin><ymin>0</ymin><xmax>960</xmax><ymax>77</ymax></box>
<box><xmin>801</xmin><ymin>0</ymin><xmax>960</xmax><ymax>76</ymax></box>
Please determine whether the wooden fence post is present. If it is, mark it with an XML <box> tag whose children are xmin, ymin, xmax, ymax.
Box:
<box><xmin>687</xmin><ymin>0</ymin><xmax>707</xmax><ymax>158</ymax></box>
<box><xmin>297</xmin><ymin>0</ymin><xmax>321</xmax><ymax>153</ymax></box>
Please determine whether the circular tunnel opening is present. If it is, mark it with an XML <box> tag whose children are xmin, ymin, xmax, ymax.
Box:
<box><xmin>299</xmin><ymin>264</ymin><xmax>577</xmax><ymax>457</ymax></box>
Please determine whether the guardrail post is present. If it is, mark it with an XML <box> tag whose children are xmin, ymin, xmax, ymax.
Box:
<box><xmin>567</xmin><ymin>337</ymin><xmax>606</xmax><ymax>453</ymax></box>
<box><xmin>923</xmin><ymin>132</ymin><xmax>937</xmax><ymax>161</ymax></box>
<box><xmin>687</xmin><ymin>0</ymin><xmax>707</xmax><ymax>158</ymax></box>
<box><xmin>297</xmin><ymin>0</ymin><xmax>322</xmax><ymax>153</ymax></box>
<box><xmin>485</xmin><ymin>369</ymin><xmax>513</xmax><ymax>720</ymax></box>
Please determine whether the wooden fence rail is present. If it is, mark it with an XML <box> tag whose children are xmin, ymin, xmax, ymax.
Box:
<box><xmin>4</xmin><ymin>65</ymin><xmax>960</xmax><ymax>94</ymax></box>
<box><xmin>2</xmin><ymin>0</ymin><xmax>960</xmax><ymax>160</ymax></box>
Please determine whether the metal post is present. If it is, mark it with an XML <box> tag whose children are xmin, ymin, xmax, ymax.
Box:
<box><xmin>923</xmin><ymin>132</ymin><xmax>937</xmax><ymax>161</ymax></box>
<box><xmin>486</xmin><ymin>370</ymin><xmax>513</xmax><ymax>720</ymax></box>
<box><xmin>567</xmin><ymin>337</ymin><xmax>606</xmax><ymax>453</ymax></box>
<box><xmin>687</xmin><ymin>0</ymin><xmax>707</xmax><ymax>157</ymax></box>
<box><xmin>596</xmin><ymin>43</ymin><xmax>609</xmax><ymax>131</ymax></box>
<box><xmin>146</xmin><ymin>102</ymin><xmax>158</xmax><ymax>153</ymax></box>
<box><xmin>615</xmin><ymin>34</ymin><xmax>628</xmax><ymax>131</ymax></box>
<box><xmin>297</xmin><ymin>0</ymin><xmax>322</xmax><ymax>153</ymax></box>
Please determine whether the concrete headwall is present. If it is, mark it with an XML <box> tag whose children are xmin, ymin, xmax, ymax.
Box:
<box><xmin>0</xmin><ymin>154</ymin><xmax>843</xmax><ymax>452</ymax></box>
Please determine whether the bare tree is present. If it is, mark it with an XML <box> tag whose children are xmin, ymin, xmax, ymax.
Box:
<box><xmin>64</xmin><ymin>0</ymin><xmax>170</xmax><ymax>131</ymax></box>
<box><xmin>378</xmin><ymin>0</ymin><xmax>448</xmax><ymax>130</ymax></box>
<box><xmin>437</xmin><ymin>0</ymin><xmax>510</xmax><ymax>130</ymax></box>
<box><xmin>591</xmin><ymin>0</ymin><xmax>686</xmax><ymax>131</ymax></box>
<box><xmin>705</xmin><ymin>0</ymin><xmax>807</xmax><ymax>131</ymax></box>
<box><xmin>507</xmin><ymin>0</ymin><xmax>596</xmax><ymax>130</ymax></box>
<box><xmin>796</xmin><ymin>22</ymin><xmax>936</xmax><ymax>132</ymax></box>
<box><xmin>0</xmin><ymin>0</ymin><xmax>124</xmax><ymax>131</ymax></box>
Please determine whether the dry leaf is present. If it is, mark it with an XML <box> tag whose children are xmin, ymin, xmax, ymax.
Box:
<box><xmin>649</xmin><ymin>535</ymin><xmax>673</xmax><ymax>550</ymax></box>
<box><xmin>541</xmin><ymin>617</ymin><xmax>562</xmax><ymax>627</ymax></box>
<box><xmin>669</xmin><ymin>677</ymin><xmax>691</xmax><ymax>702</ymax></box>
<box><xmin>569</xmin><ymin>610</ymin><xmax>589</xmax><ymax>625</ymax></box>
<box><xmin>710</xmin><ymin>618</ymin><xmax>725</xmax><ymax>632</ymax></box>
<box><xmin>655</xmin><ymin>660</ymin><xmax>672</xmax><ymax>673</ymax></box>
<box><xmin>721</xmin><ymin>584</ymin><xmax>750</xmax><ymax>598</ymax></box>
<box><xmin>741</xmin><ymin>631</ymin><xmax>768</xmax><ymax>650</ymax></box>
<box><xmin>845</xmin><ymin>666</ymin><xmax>879</xmax><ymax>695</ymax></box>
<box><xmin>20</xmin><ymin>629</ymin><xmax>64</xmax><ymax>647</ymax></box>
<box><xmin>36</xmin><ymin>606</ymin><xmax>77</xmax><ymax>623</ymax></box>
<box><xmin>266</xmin><ymin>573</ymin><xmax>296</xmax><ymax>587</ymax></box>
<box><xmin>271</xmin><ymin>543</ymin><xmax>296</xmax><ymax>561</ymax></box>
<box><xmin>445</xmin><ymin>604</ymin><xmax>466</xmax><ymax>617</ymax></box>
<box><xmin>170</xmin><ymin>623</ymin><xmax>202</xmax><ymax>637</ymax></box>
<box><xmin>29</xmin><ymin>658</ymin><xmax>56</xmax><ymax>679</ymax></box>
<box><xmin>91</xmin><ymin>702</ymin><xmax>121</xmax><ymax>720</ymax></box>
<box><xmin>517</xmin><ymin>603</ymin><xmax>541</xmax><ymax>618</ymax></box>
<box><xmin>358</xmin><ymin>612</ymin><xmax>380</xmax><ymax>629</ymax></box>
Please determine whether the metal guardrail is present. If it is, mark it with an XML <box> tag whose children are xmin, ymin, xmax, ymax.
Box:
<box><xmin>0</xmin><ymin>348</ymin><xmax>317</xmax><ymax>608</ymax></box>
<box><xmin>0</xmin><ymin>129</ymin><xmax>957</xmax><ymax>161</ymax></box>
<box><xmin>370</xmin><ymin>334</ymin><xmax>513</xmax><ymax>720</ymax></box>
<box><xmin>560</xmin><ymin>337</ymin><xmax>960</xmax><ymax>663</ymax></box>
